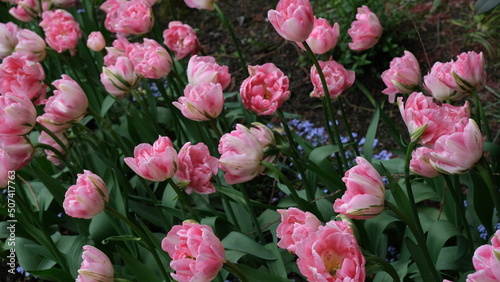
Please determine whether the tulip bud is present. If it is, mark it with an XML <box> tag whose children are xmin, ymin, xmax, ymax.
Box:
<box><xmin>63</xmin><ymin>170</ymin><xmax>109</xmax><ymax>219</ymax></box>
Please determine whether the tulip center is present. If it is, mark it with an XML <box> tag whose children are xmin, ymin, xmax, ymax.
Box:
<box><xmin>322</xmin><ymin>250</ymin><xmax>343</xmax><ymax>276</ymax></box>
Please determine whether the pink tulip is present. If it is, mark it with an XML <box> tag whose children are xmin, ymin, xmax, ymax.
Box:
<box><xmin>295</xmin><ymin>220</ymin><xmax>366</xmax><ymax>281</ymax></box>
<box><xmin>0</xmin><ymin>136</ymin><xmax>33</xmax><ymax>171</ymax></box>
<box><xmin>186</xmin><ymin>55</ymin><xmax>231</xmax><ymax>90</ymax></box>
<box><xmin>51</xmin><ymin>0</ymin><xmax>79</xmax><ymax>9</ymax></box>
<box><xmin>163</xmin><ymin>21</ymin><xmax>201</xmax><ymax>60</ymax></box>
<box><xmin>296</xmin><ymin>17</ymin><xmax>340</xmax><ymax>55</ymax></box>
<box><xmin>183</xmin><ymin>0</ymin><xmax>214</xmax><ymax>10</ymax></box>
<box><xmin>310</xmin><ymin>59</ymin><xmax>355</xmax><ymax>99</ymax></box>
<box><xmin>38</xmin><ymin>131</ymin><xmax>69</xmax><ymax>166</ymax></box>
<box><xmin>103</xmin><ymin>36</ymin><xmax>130</xmax><ymax>67</ymax></box>
<box><xmin>124</xmin><ymin>136</ymin><xmax>178</xmax><ymax>182</ymax></box>
<box><xmin>276</xmin><ymin>207</ymin><xmax>322</xmax><ymax>254</ymax></box>
<box><xmin>175</xmin><ymin>142</ymin><xmax>219</xmax><ymax>195</ymax></box>
<box><xmin>40</xmin><ymin>9</ymin><xmax>82</xmax><ymax>56</ymax></box>
<box><xmin>410</xmin><ymin>147</ymin><xmax>441</xmax><ymax>178</ymax></box>
<box><xmin>15</xmin><ymin>29</ymin><xmax>47</xmax><ymax>62</ymax></box>
<box><xmin>268</xmin><ymin>0</ymin><xmax>314</xmax><ymax>42</ymax></box>
<box><xmin>348</xmin><ymin>5</ymin><xmax>383</xmax><ymax>51</ymax></box>
<box><xmin>161</xmin><ymin>221</ymin><xmax>226</xmax><ymax>282</ymax></box>
<box><xmin>381</xmin><ymin>51</ymin><xmax>421</xmax><ymax>103</ymax></box>
<box><xmin>76</xmin><ymin>245</ymin><xmax>114</xmax><ymax>282</ymax></box>
<box><xmin>101</xmin><ymin>0</ymin><xmax>154</xmax><ymax>36</ymax></box>
<box><xmin>429</xmin><ymin>119</ymin><xmax>483</xmax><ymax>174</ymax></box>
<box><xmin>173</xmin><ymin>82</ymin><xmax>224</xmax><ymax>121</ymax></box>
<box><xmin>249</xmin><ymin>122</ymin><xmax>278</xmax><ymax>164</ymax></box>
<box><xmin>334</xmin><ymin>157</ymin><xmax>385</xmax><ymax>219</ymax></box>
<box><xmin>0</xmin><ymin>149</ymin><xmax>14</xmax><ymax>188</ymax></box>
<box><xmin>0</xmin><ymin>22</ymin><xmax>19</xmax><ymax>59</ymax></box>
<box><xmin>63</xmin><ymin>170</ymin><xmax>109</xmax><ymax>219</ymax></box>
<box><xmin>36</xmin><ymin>113</ymin><xmax>72</xmax><ymax>134</ymax></box>
<box><xmin>100</xmin><ymin>56</ymin><xmax>140</xmax><ymax>98</ymax></box>
<box><xmin>452</xmin><ymin>51</ymin><xmax>486</xmax><ymax>92</ymax></box>
<box><xmin>424</xmin><ymin>60</ymin><xmax>465</xmax><ymax>101</ymax></box>
<box><xmin>9</xmin><ymin>0</ymin><xmax>39</xmax><ymax>22</ymax></box>
<box><xmin>466</xmin><ymin>230</ymin><xmax>500</xmax><ymax>282</ymax></box>
<box><xmin>43</xmin><ymin>75</ymin><xmax>88</xmax><ymax>126</ymax></box>
<box><xmin>126</xmin><ymin>39</ymin><xmax>172</xmax><ymax>79</ymax></box>
<box><xmin>0</xmin><ymin>93</ymin><xmax>37</xmax><ymax>136</ymax></box>
<box><xmin>218</xmin><ymin>124</ymin><xmax>265</xmax><ymax>184</ymax></box>
<box><xmin>0</xmin><ymin>53</ymin><xmax>47</xmax><ymax>105</ymax></box>
<box><xmin>240</xmin><ymin>63</ymin><xmax>290</xmax><ymax>116</ymax></box>
<box><xmin>87</xmin><ymin>31</ymin><xmax>106</xmax><ymax>52</ymax></box>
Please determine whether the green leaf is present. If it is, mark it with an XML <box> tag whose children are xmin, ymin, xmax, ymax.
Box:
<box><xmin>364</xmin><ymin>252</ymin><xmax>400</xmax><ymax>281</ymax></box>
<box><xmin>100</xmin><ymin>95</ymin><xmax>116</xmax><ymax>117</ymax></box>
<box><xmin>234</xmin><ymin>264</ymin><xmax>290</xmax><ymax>282</ymax></box>
<box><xmin>31</xmin><ymin>165</ymin><xmax>67</xmax><ymax>206</ymax></box>
<box><xmin>426</xmin><ymin>220</ymin><xmax>462</xmax><ymax>264</ymax></box>
<box><xmin>102</xmin><ymin>235</ymin><xmax>141</xmax><ymax>244</ymax></box>
<box><xmin>475</xmin><ymin>0</ymin><xmax>500</xmax><ymax>14</ymax></box>
<box><xmin>405</xmin><ymin>237</ymin><xmax>435</xmax><ymax>282</ymax></box>
<box><xmin>264</xmin><ymin>243</ymin><xmax>288</xmax><ymax>278</ymax></box>
<box><xmin>26</xmin><ymin>268</ymin><xmax>74</xmax><ymax>281</ymax></box>
<box><xmin>363</xmin><ymin>106</ymin><xmax>380</xmax><ymax>162</ymax></box>
<box><xmin>117</xmin><ymin>246</ymin><xmax>163</xmax><ymax>282</ymax></box>
<box><xmin>222</xmin><ymin>232</ymin><xmax>276</xmax><ymax>260</ymax></box>
<box><xmin>309</xmin><ymin>144</ymin><xmax>339</xmax><ymax>165</ymax></box>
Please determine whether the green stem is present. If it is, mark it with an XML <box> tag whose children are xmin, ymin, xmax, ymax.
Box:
<box><xmin>338</xmin><ymin>96</ymin><xmax>360</xmax><ymax>156</ymax></box>
<box><xmin>208</xmin><ymin>119</ymin><xmax>223</xmax><ymax>139</ymax></box>
<box><xmin>223</xmin><ymin>260</ymin><xmax>249</xmax><ymax>282</ymax></box>
<box><xmin>88</xmin><ymin>108</ymin><xmax>132</xmax><ymax>156</ymax></box>
<box><xmin>167</xmin><ymin>178</ymin><xmax>200</xmax><ymax>221</ymax></box>
<box><xmin>471</xmin><ymin>89</ymin><xmax>492</xmax><ymax>142</ymax></box>
<box><xmin>260</xmin><ymin>160</ymin><xmax>302</xmax><ymax>206</ymax></box>
<box><xmin>213</xmin><ymin>3</ymin><xmax>246</xmax><ymax>70</ymax></box>
<box><xmin>476</xmin><ymin>158</ymin><xmax>500</xmax><ymax>221</ymax></box>
<box><xmin>237</xmin><ymin>183</ymin><xmax>266</xmax><ymax>244</ymax></box>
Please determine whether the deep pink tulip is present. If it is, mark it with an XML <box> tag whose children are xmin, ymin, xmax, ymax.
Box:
<box><xmin>452</xmin><ymin>51</ymin><xmax>486</xmax><ymax>92</ymax></box>
<box><xmin>163</xmin><ymin>21</ymin><xmax>201</xmax><ymax>60</ymax></box>
<box><xmin>187</xmin><ymin>55</ymin><xmax>231</xmax><ymax>90</ymax></box>
<box><xmin>381</xmin><ymin>51</ymin><xmax>421</xmax><ymax>103</ymax></box>
<box><xmin>0</xmin><ymin>22</ymin><xmax>19</xmax><ymax>59</ymax></box>
<box><xmin>218</xmin><ymin>124</ymin><xmax>265</xmax><ymax>184</ymax></box>
<box><xmin>76</xmin><ymin>245</ymin><xmax>114</xmax><ymax>282</ymax></box>
<box><xmin>0</xmin><ymin>93</ymin><xmax>37</xmax><ymax>136</ymax></box>
<box><xmin>173</xmin><ymin>82</ymin><xmax>224</xmax><ymax>121</ymax></box>
<box><xmin>296</xmin><ymin>221</ymin><xmax>366</xmax><ymax>281</ymax></box>
<box><xmin>87</xmin><ymin>31</ymin><xmax>106</xmax><ymax>52</ymax></box>
<box><xmin>38</xmin><ymin>130</ymin><xmax>69</xmax><ymax>166</ymax></box>
<box><xmin>0</xmin><ymin>136</ymin><xmax>33</xmax><ymax>171</ymax></box>
<box><xmin>101</xmin><ymin>56</ymin><xmax>140</xmax><ymax>98</ymax></box>
<box><xmin>424</xmin><ymin>60</ymin><xmax>465</xmax><ymax>101</ymax></box>
<box><xmin>124</xmin><ymin>136</ymin><xmax>178</xmax><ymax>182</ymax></box>
<box><xmin>63</xmin><ymin>170</ymin><xmax>109</xmax><ymax>219</ymax></box>
<box><xmin>0</xmin><ymin>149</ymin><xmax>14</xmax><ymax>188</ymax></box>
<box><xmin>40</xmin><ymin>9</ymin><xmax>82</xmax><ymax>56</ymax></box>
<box><xmin>183</xmin><ymin>0</ymin><xmax>214</xmax><ymax>10</ymax></box>
<box><xmin>348</xmin><ymin>5</ymin><xmax>383</xmax><ymax>51</ymax></box>
<box><xmin>101</xmin><ymin>0</ymin><xmax>154</xmax><ymax>36</ymax></box>
<box><xmin>0</xmin><ymin>53</ymin><xmax>47</xmax><ymax>105</ymax></box>
<box><xmin>296</xmin><ymin>17</ymin><xmax>340</xmax><ymax>55</ymax></box>
<box><xmin>240</xmin><ymin>63</ymin><xmax>290</xmax><ymax>116</ymax></box>
<box><xmin>268</xmin><ymin>0</ymin><xmax>314</xmax><ymax>42</ymax></box>
<box><xmin>161</xmin><ymin>221</ymin><xmax>226</xmax><ymax>282</ymax></box>
<box><xmin>43</xmin><ymin>75</ymin><xmax>88</xmax><ymax>126</ymax></box>
<box><xmin>466</xmin><ymin>230</ymin><xmax>500</xmax><ymax>282</ymax></box>
<box><xmin>410</xmin><ymin>147</ymin><xmax>441</xmax><ymax>178</ymax></box>
<box><xmin>103</xmin><ymin>36</ymin><xmax>130</xmax><ymax>67</ymax></box>
<box><xmin>310</xmin><ymin>59</ymin><xmax>355</xmax><ymax>99</ymax></box>
<box><xmin>334</xmin><ymin>157</ymin><xmax>385</xmax><ymax>219</ymax></box>
<box><xmin>126</xmin><ymin>39</ymin><xmax>172</xmax><ymax>79</ymax></box>
<box><xmin>276</xmin><ymin>207</ymin><xmax>322</xmax><ymax>254</ymax></box>
<box><xmin>15</xmin><ymin>29</ymin><xmax>47</xmax><ymax>62</ymax></box>
<box><xmin>175</xmin><ymin>142</ymin><xmax>218</xmax><ymax>195</ymax></box>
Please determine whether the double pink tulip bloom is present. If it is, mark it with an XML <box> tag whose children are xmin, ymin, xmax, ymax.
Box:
<box><xmin>424</xmin><ymin>60</ymin><xmax>464</xmax><ymax>101</ymax></box>
<box><xmin>452</xmin><ymin>51</ymin><xmax>486</xmax><ymax>92</ymax></box>
<box><xmin>381</xmin><ymin>51</ymin><xmax>421</xmax><ymax>103</ymax></box>
<box><xmin>187</xmin><ymin>55</ymin><xmax>231</xmax><ymax>90</ymax></box>
<box><xmin>296</xmin><ymin>17</ymin><xmax>340</xmax><ymax>55</ymax></box>
<box><xmin>126</xmin><ymin>39</ymin><xmax>172</xmax><ymax>79</ymax></box>
<box><xmin>162</xmin><ymin>221</ymin><xmax>226</xmax><ymax>282</ymax></box>
<box><xmin>0</xmin><ymin>136</ymin><xmax>33</xmax><ymax>171</ymax></box>
<box><xmin>101</xmin><ymin>0</ymin><xmax>154</xmax><ymax>35</ymax></box>
<box><xmin>63</xmin><ymin>170</ymin><xmax>109</xmax><ymax>219</ymax></box>
<box><xmin>467</xmin><ymin>230</ymin><xmax>500</xmax><ymax>281</ymax></box>
<box><xmin>276</xmin><ymin>207</ymin><xmax>322</xmax><ymax>254</ymax></box>
<box><xmin>163</xmin><ymin>21</ymin><xmax>201</xmax><ymax>60</ymax></box>
<box><xmin>175</xmin><ymin>142</ymin><xmax>219</xmax><ymax>194</ymax></box>
<box><xmin>76</xmin><ymin>245</ymin><xmax>114</xmax><ymax>282</ymax></box>
<box><xmin>240</xmin><ymin>63</ymin><xmax>290</xmax><ymax>116</ymax></box>
<box><xmin>348</xmin><ymin>5</ymin><xmax>383</xmax><ymax>51</ymax></box>
<box><xmin>40</xmin><ymin>9</ymin><xmax>82</xmax><ymax>56</ymax></box>
<box><xmin>183</xmin><ymin>0</ymin><xmax>215</xmax><ymax>11</ymax></box>
<box><xmin>0</xmin><ymin>94</ymin><xmax>37</xmax><ymax>136</ymax></box>
<box><xmin>101</xmin><ymin>56</ymin><xmax>140</xmax><ymax>98</ymax></box>
<box><xmin>0</xmin><ymin>22</ymin><xmax>19</xmax><ymax>59</ymax></box>
<box><xmin>173</xmin><ymin>82</ymin><xmax>224</xmax><ymax>121</ymax></box>
<box><xmin>310</xmin><ymin>59</ymin><xmax>355</xmax><ymax>99</ymax></box>
<box><xmin>268</xmin><ymin>0</ymin><xmax>315</xmax><ymax>42</ymax></box>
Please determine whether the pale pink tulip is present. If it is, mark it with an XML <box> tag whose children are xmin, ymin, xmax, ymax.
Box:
<box><xmin>63</xmin><ymin>170</ymin><xmax>109</xmax><ymax>219</ymax></box>
<box><xmin>276</xmin><ymin>207</ymin><xmax>322</xmax><ymax>254</ymax></box>
<box><xmin>429</xmin><ymin>119</ymin><xmax>483</xmax><ymax>174</ymax></box>
<box><xmin>240</xmin><ymin>63</ymin><xmax>290</xmax><ymax>116</ymax></box>
<box><xmin>103</xmin><ymin>36</ymin><xmax>130</xmax><ymax>67</ymax></box>
<box><xmin>175</xmin><ymin>142</ymin><xmax>218</xmax><ymax>194</ymax></box>
<box><xmin>76</xmin><ymin>245</ymin><xmax>114</xmax><ymax>282</ymax></box>
<box><xmin>0</xmin><ymin>149</ymin><xmax>14</xmax><ymax>188</ymax></box>
<box><xmin>9</xmin><ymin>0</ymin><xmax>39</xmax><ymax>22</ymax></box>
<box><xmin>410</xmin><ymin>147</ymin><xmax>441</xmax><ymax>178</ymax></box>
<box><xmin>348</xmin><ymin>5</ymin><xmax>383</xmax><ymax>51</ymax></box>
<box><xmin>296</xmin><ymin>17</ymin><xmax>340</xmax><ymax>55</ymax></box>
<box><xmin>87</xmin><ymin>31</ymin><xmax>106</xmax><ymax>52</ymax></box>
<box><xmin>249</xmin><ymin>122</ymin><xmax>278</xmax><ymax>164</ymax></box>
<box><xmin>15</xmin><ymin>29</ymin><xmax>47</xmax><ymax>62</ymax></box>
<box><xmin>163</xmin><ymin>21</ymin><xmax>201</xmax><ymax>60</ymax></box>
<box><xmin>0</xmin><ymin>22</ymin><xmax>19</xmax><ymax>59</ymax></box>
<box><xmin>43</xmin><ymin>75</ymin><xmax>88</xmax><ymax>126</ymax></box>
<box><xmin>100</xmin><ymin>56</ymin><xmax>140</xmax><ymax>98</ymax></box>
<box><xmin>381</xmin><ymin>51</ymin><xmax>421</xmax><ymax>103</ymax></box>
<box><xmin>466</xmin><ymin>230</ymin><xmax>500</xmax><ymax>282</ymax></box>
<box><xmin>51</xmin><ymin>0</ymin><xmax>79</xmax><ymax>9</ymax></box>
<box><xmin>183</xmin><ymin>0</ymin><xmax>214</xmax><ymax>10</ymax></box>
<box><xmin>296</xmin><ymin>221</ymin><xmax>366</xmax><ymax>281</ymax></box>
<box><xmin>0</xmin><ymin>93</ymin><xmax>37</xmax><ymax>136</ymax></box>
<box><xmin>268</xmin><ymin>0</ymin><xmax>314</xmax><ymax>42</ymax></box>
<box><xmin>101</xmin><ymin>0</ymin><xmax>154</xmax><ymax>36</ymax></box>
<box><xmin>36</xmin><ymin>113</ymin><xmax>72</xmax><ymax>134</ymax></box>
<box><xmin>452</xmin><ymin>51</ymin><xmax>486</xmax><ymax>92</ymax></box>
<box><xmin>218</xmin><ymin>124</ymin><xmax>265</xmax><ymax>184</ymax></box>
<box><xmin>38</xmin><ymin>130</ymin><xmax>69</xmax><ymax>166</ymax></box>
<box><xmin>40</xmin><ymin>9</ymin><xmax>82</xmax><ymax>56</ymax></box>
<box><xmin>126</xmin><ymin>39</ymin><xmax>172</xmax><ymax>79</ymax></box>
<box><xmin>186</xmin><ymin>55</ymin><xmax>231</xmax><ymax>90</ymax></box>
<box><xmin>334</xmin><ymin>157</ymin><xmax>385</xmax><ymax>219</ymax></box>
<box><xmin>162</xmin><ymin>221</ymin><xmax>226</xmax><ymax>282</ymax></box>
<box><xmin>310</xmin><ymin>59</ymin><xmax>355</xmax><ymax>99</ymax></box>
<box><xmin>124</xmin><ymin>136</ymin><xmax>178</xmax><ymax>182</ymax></box>
<box><xmin>424</xmin><ymin>60</ymin><xmax>465</xmax><ymax>101</ymax></box>
<box><xmin>173</xmin><ymin>82</ymin><xmax>224</xmax><ymax>121</ymax></box>
<box><xmin>0</xmin><ymin>53</ymin><xmax>47</xmax><ymax>105</ymax></box>
<box><xmin>0</xmin><ymin>136</ymin><xmax>33</xmax><ymax>171</ymax></box>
